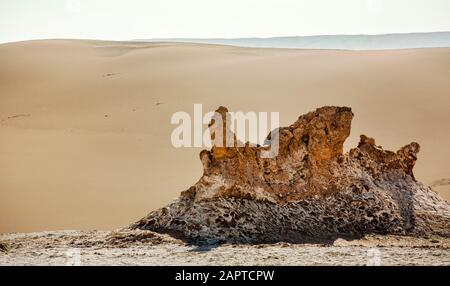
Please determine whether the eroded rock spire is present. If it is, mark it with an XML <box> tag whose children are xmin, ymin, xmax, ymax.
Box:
<box><xmin>134</xmin><ymin>106</ymin><xmax>449</xmax><ymax>243</ymax></box>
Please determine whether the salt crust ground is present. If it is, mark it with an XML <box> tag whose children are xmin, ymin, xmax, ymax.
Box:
<box><xmin>1</xmin><ymin>229</ymin><xmax>449</xmax><ymax>266</ymax></box>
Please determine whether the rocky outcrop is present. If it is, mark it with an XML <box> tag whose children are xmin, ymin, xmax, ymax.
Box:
<box><xmin>133</xmin><ymin>106</ymin><xmax>450</xmax><ymax>243</ymax></box>
<box><xmin>0</xmin><ymin>242</ymin><xmax>7</xmax><ymax>253</ymax></box>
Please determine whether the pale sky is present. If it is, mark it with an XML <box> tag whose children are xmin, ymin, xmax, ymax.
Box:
<box><xmin>1</xmin><ymin>0</ymin><xmax>450</xmax><ymax>43</ymax></box>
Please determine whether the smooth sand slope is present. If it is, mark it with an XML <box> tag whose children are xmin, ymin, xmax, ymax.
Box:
<box><xmin>0</xmin><ymin>40</ymin><xmax>449</xmax><ymax>233</ymax></box>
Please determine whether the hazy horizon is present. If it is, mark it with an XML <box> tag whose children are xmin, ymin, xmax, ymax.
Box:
<box><xmin>144</xmin><ymin>31</ymin><xmax>450</xmax><ymax>50</ymax></box>
<box><xmin>2</xmin><ymin>0</ymin><xmax>450</xmax><ymax>44</ymax></box>
<box><xmin>2</xmin><ymin>31</ymin><xmax>450</xmax><ymax>52</ymax></box>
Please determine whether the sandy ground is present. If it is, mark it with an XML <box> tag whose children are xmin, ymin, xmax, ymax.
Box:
<box><xmin>0</xmin><ymin>40</ymin><xmax>449</xmax><ymax>233</ymax></box>
<box><xmin>0</xmin><ymin>230</ymin><xmax>449</xmax><ymax>266</ymax></box>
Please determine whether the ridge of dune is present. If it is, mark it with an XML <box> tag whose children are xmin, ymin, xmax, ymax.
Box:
<box><xmin>0</xmin><ymin>40</ymin><xmax>450</xmax><ymax>233</ymax></box>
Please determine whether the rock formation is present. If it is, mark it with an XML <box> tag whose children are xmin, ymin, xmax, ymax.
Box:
<box><xmin>133</xmin><ymin>106</ymin><xmax>450</xmax><ymax>243</ymax></box>
<box><xmin>0</xmin><ymin>242</ymin><xmax>7</xmax><ymax>253</ymax></box>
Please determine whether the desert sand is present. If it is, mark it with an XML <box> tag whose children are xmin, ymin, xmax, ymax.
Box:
<box><xmin>0</xmin><ymin>40</ymin><xmax>449</xmax><ymax>233</ymax></box>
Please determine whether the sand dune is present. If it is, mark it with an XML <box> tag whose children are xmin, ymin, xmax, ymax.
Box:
<box><xmin>0</xmin><ymin>40</ymin><xmax>449</xmax><ymax>233</ymax></box>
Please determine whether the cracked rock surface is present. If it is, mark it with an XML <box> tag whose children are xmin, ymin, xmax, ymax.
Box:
<box><xmin>134</xmin><ymin>106</ymin><xmax>450</xmax><ymax>243</ymax></box>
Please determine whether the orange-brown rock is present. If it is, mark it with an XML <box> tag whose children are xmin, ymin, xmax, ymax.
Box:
<box><xmin>134</xmin><ymin>106</ymin><xmax>450</xmax><ymax>243</ymax></box>
<box><xmin>184</xmin><ymin>106</ymin><xmax>414</xmax><ymax>202</ymax></box>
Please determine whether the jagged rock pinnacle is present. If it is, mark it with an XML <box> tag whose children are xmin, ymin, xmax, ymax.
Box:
<box><xmin>134</xmin><ymin>106</ymin><xmax>450</xmax><ymax>243</ymax></box>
